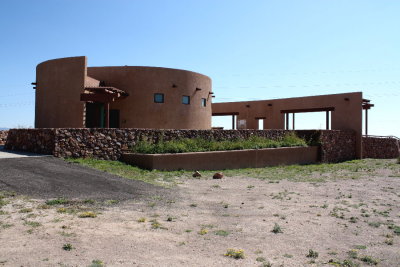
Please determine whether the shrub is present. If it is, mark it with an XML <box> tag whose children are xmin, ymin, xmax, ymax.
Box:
<box><xmin>306</xmin><ymin>249</ymin><xmax>319</xmax><ymax>258</ymax></box>
<box><xmin>62</xmin><ymin>243</ymin><xmax>73</xmax><ymax>251</ymax></box>
<box><xmin>224</xmin><ymin>248</ymin><xmax>245</xmax><ymax>259</ymax></box>
<box><xmin>78</xmin><ymin>211</ymin><xmax>97</xmax><ymax>218</ymax></box>
<box><xmin>271</xmin><ymin>223</ymin><xmax>283</xmax><ymax>234</ymax></box>
<box><xmin>46</xmin><ymin>198</ymin><xmax>69</xmax><ymax>205</ymax></box>
<box><xmin>131</xmin><ymin>134</ymin><xmax>307</xmax><ymax>154</ymax></box>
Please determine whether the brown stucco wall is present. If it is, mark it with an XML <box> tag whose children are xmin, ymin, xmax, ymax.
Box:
<box><xmin>212</xmin><ymin>92</ymin><xmax>363</xmax><ymax>158</ymax></box>
<box><xmin>362</xmin><ymin>136</ymin><xmax>400</xmax><ymax>159</ymax></box>
<box><xmin>121</xmin><ymin>146</ymin><xmax>319</xmax><ymax>171</ymax></box>
<box><xmin>35</xmin><ymin>56</ymin><xmax>86</xmax><ymax>128</ymax></box>
<box><xmin>5</xmin><ymin>128</ymin><xmax>356</xmax><ymax>163</ymax></box>
<box><xmin>87</xmin><ymin>66</ymin><xmax>212</xmax><ymax>129</ymax></box>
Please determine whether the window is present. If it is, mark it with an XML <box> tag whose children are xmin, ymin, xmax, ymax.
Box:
<box><xmin>182</xmin><ymin>95</ymin><xmax>190</xmax><ymax>105</ymax></box>
<box><xmin>201</xmin><ymin>98</ymin><xmax>206</xmax><ymax>107</ymax></box>
<box><xmin>154</xmin><ymin>93</ymin><xmax>164</xmax><ymax>103</ymax></box>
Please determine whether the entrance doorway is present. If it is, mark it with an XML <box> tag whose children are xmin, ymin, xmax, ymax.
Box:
<box><xmin>85</xmin><ymin>102</ymin><xmax>105</xmax><ymax>128</ymax></box>
<box><xmin>109</xmin><ymin>109</ymin><xmax>120</xmax><ymax>128</ymax></box>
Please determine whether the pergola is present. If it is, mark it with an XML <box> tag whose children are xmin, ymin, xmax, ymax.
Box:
<box><xmin>80</xmin><ymin>86</ymin><xmax>129</xmax><ymax>127</ymax></box>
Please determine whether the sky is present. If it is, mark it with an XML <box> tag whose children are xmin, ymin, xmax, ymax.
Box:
<box><xmin>0</xmin><ymin>0</ymin><xmax>399</xmax><ymax>136</ymax></box>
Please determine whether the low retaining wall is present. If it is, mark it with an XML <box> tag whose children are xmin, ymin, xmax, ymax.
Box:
<box><xmin>5</xmin><ymin>128</ymin><xmax>356</xmax><ymax>163</ymax></box>
<box><xmin>121</xmin><ymin>146</ymin><xmax>319</xmax><ymax>171</ymax></box>
<box><xmin>0</xmin><ymin>130</ymin><xmax>8</xmax><ymax>145</ymax></box>
<box><xmin>362</xmin><ymin>136</ymin><xmax>400</xmax><ymax>159</ymax></box>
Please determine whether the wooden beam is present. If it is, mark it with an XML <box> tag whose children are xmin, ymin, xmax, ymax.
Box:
<box><xmin>105</xmin><ymin>102</ymin><xmax>110</xmax><ymax>128</ymax></box>
<box><xmin>80</xmin><ymin>93</ymin><xmax>114</xmax><ymax>103</ymax></box>
<box><xmin>281</xmin><ymin>107</ymin><xmax>335</xmax><ymax>113</ymax></box>
<box><xmin>212</xmin><ymin>112</ymin><xmax>240</xmax><ymax>116</ymax></box>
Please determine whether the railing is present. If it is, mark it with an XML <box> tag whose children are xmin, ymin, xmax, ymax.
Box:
<box><xmin>363</xmin><ymin>135</ymin><xmax>400</xmax><ymax>142</ymax></box>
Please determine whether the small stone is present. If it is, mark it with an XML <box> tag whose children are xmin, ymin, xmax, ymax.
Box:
<box><xmin>192</xmin><ymin>171</ymin><xmax>201</xmax><ymax>178</ymax></box>
<box><xmin>213</xmin><ymin>172</ymin><xmax>224</xmax><ymax>179</ymax></box>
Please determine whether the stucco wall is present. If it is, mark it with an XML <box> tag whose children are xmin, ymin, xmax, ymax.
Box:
<box><xmin>35</xmin><ymin>56</ymin><xmax>86</xmax><ymax>128</ymax></box>
<box><xmin>362</xmin><ymin>136</ymin><xmax>400</xmax><ymax>159</ymax></box>
<box><xmin>5</xmin><ymin>128</ymin><xmax>356</xmax><ymax>163</ymax></box>
<box><xmin>212</xmin><ymin>92</ymin><xmax>363</xmax><ymax>158</ymax></box>
<box><xmin>87</xmin><ymin>66</ymin><xmax>212</xmax><ymax>129</ymax></box>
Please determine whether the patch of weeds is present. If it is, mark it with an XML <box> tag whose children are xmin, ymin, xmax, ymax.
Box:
<box><xmin>347</xmin><ymin>249</ymin><xmax>358</xmax><ymax>259</ymax></box>
<box><xmin>211</xmin><ymin>184</ymin><xmax>220</xmax><ymax>188</ymax></box>
<box><xmin>391</xmin><ymin>225</ymin><xmax>400</xmax><ymax>235</ymax></box>
<box><xmin>359</xmin><ymin>255</ymin><xmax>379</xmax><ymax>265</ymax></box>
<box><xmin>46</xmin><ymin>198</ymin><xmax>69</xmax><ymax>206</ymax></box>
<box><xmin>1</xmin><ymin>222</ymin><xmax>13</xmax><ymax>229</ymax></box>
<box><xmin>198</xmin><ymin>228</ymin><xmax>208</xmax><ymax>235</ymax></box>
<box><xmin>368</xmin><ymin>221</ymin><xmax>381</xmax><ymax>228</ymax></box>
<box><xmin>0</xmin><ymin>210</ymin><xmax>8</xmax><ymax>215</ymax></box>
<box><xmin>19</xmin><ymin>208</ymin><xmax>33</xmax><ymax>213</ymax></box>
<box><xmin>83</xmin><ymin>199</ymin><xmax>96</xmax><ymax>205</ymax></box>
<box><xmin>88</xmin><ymin>260</ymin><xmax>104</xmax><ymax>267</ymax></box>
<box><xmin>224</xmin><ymin>248</ymin><xmax>245</xmax><ymax>259</ymax></box>
<box><xmin>283</xmin><ymin>254</ymin><xmax>293</xmax><ymax>258</ymax></box>
<box><xmin>24</xmin><ymin>221</ymin><xmax>41</xmax><ymax>228</ymax></box>
<box><xmin>137</xmin><ymin>217</ymin><xmax>146</xmax><ymax>223</ymax></box>
<box><xmin>150</xmin><ymin>219</ymin><xmax>165</xmax><ymax>229</ymax></box>
<box><xmin>37</xmin><ymin>204</ymin><xmax>51</xmax><ymax>209</ymax></box>
<box><xmin>354</xmin><ymin>245</ymin><xmax>366</xmax><ymax>250</ymax></box>
<box><xmin>321</xmin><ymin>204</ymin><xmax>329</xmax><ymax>209</ymax></box>
<box><xmin>328</xmin><ymin>259</ymin><xmax>359</xmax><ymax>267</ymax></box>
<box><xmin>178</xmin><ymin>241</ymin><xmax>186</xmax><ymax>246</ymax></box>
<box><xmin>306</xmin><ymin>249</ymin><xmax>319</xmax><ymax>258</ymax></box>
<box><xmin>189</xmin><ymin>203</ymin><xmax>197</xmax><ymax>207</ymax></box>
<box><xmin>214</xmin><ymin>230</ymin><xmax>230</xmax><ymax>237</ymax></box>
<box><xmin>78</xmin><ymin>211</ymin><xmax>97</xmax><ymax>218</ymax></box>
<box><xmin>60</xmin><ymin>231</ymin><xmax>76</xmax><ymax>237</ymax></box>
<box><xmin>384</xmin><ymin>238</ymin><xmax>393</xmax><ymax>245</ymax></box>
<box><xmin>62</xmin><ymin>243</ymin><xmax>73</xmax><ymax>251</ymax></box>
<box><xmin>247</xmin><ymin>185</ymin><xmax>255</xmax><ymax>189</ymax></box>
<box><xmin>349</xmin><ymin>217</ymin><xmax>358</xmax><ymax>223</ymax></box>
<box><xmin>166</xmin><ymin>216</ymin><xmax>175</xmax><ymax>222</ymax></box>
<box><xmin>256</xmin><ymin>256</ymin><xmax>266</xmax><ymax>262</ymax></box>
<box><xmin>271</xmin><ymin>223</ymin><xmax>283</xmax><ymax>234</ymax></box>
<box><xmin>104</xmin><ymin>199</ymin><xmax>119</xmax><ymax>205</ymax></box>
<box><xmin>185</xmin><ymin>229</ymin><xmax>192</xmax><ymax>233</ymax></box>
<box><xmin>260</xmin><ymin>262</ymin><xmax>272</xmax><ymax>267</ymax></box>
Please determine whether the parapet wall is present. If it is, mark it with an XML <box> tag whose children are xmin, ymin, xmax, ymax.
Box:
<box><xmin>362</xmin><ymin>136</ymin><xmax>400</xmax><ymax>159</ymax></box>
<box><xmin>5</xmin><ymin>128</ymin><xmax>356</xmax><ymax>163</ymax></box>
<box><xmin>0</xmin><ymin>130</ymin><xmax>8</xmax><ymax>145</ymax></box>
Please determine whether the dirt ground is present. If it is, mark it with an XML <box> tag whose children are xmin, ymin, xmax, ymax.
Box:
<box><xmin>0</xmin><ymin>161</ymin><xmax>399</xmax><ymax>266</ymax></box>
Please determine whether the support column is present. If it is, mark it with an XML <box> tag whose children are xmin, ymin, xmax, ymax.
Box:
<box><xmin>232</xmin><ymin>115</ymin><xmax>235</xmax><ymax>130</ymax></box>
<box><xmin>105</xmin><ymin>102</ymin><xmax>110</xmax><ymax>128</ymax></box>
<box><xmin>292</xmin><ymin>113</ymin><xmax>295</xmax><ymax>130</ymax></box>
<box><xmin>326</xmin><ymin>111</ymin><xmax>330</xmax><ymax>130</ymax></box>
<box><xmin>365</xmin><ymin>109</ymin><xmax>368</xmax><ymax>136</ymax></box>
<box><xmin>285</xmin><ymin>113</ymin><xmax>289</xmax><ymax>130</ymax></box>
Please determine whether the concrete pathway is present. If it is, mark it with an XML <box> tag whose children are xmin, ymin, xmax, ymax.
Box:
<box><xmin>0</xmin><ymin>145</ymin><xmax>49</xmax><ymax>159</ymax></box>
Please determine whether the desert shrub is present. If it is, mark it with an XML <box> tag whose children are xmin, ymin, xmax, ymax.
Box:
<box><xmin>225</xmin><ymin>248</ymin><xmax>245</xmax><ymax>259</ymax></box>
<box><xmin>131</xmin><ymin>133</ymin><xmax>307</xmax><ymax>154</ymax></box>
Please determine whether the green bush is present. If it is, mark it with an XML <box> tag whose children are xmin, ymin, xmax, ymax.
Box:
<box><xmin>131</xmin><ymin>133</ymin><xmax>307</xmax><ymax>154</ymax></box>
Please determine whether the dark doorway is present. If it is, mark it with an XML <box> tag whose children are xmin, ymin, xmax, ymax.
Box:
<box><xmin>109</xmin><ymin>109</ymin><xmax>120</xmax><ymax>128</ymax></box>
<box><xmin>85</xmin><ymin>102</ymin><xmax>105</xmax><ymax>128</ymax></box>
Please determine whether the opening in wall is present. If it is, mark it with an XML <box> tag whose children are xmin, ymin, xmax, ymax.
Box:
<box><xmin>201</xmin><ymin>98</ymin><xmax>206</xmax><ymax>107</ymax></box>
<box><xmin>154</xmin><ymin>93</ymin><xmax>164</xmax><ymax>103</ymax></box>
<box><xmin>182</xmin><ymin>95</ymin><xmax>190</xmax><ymax>105</ymax></box>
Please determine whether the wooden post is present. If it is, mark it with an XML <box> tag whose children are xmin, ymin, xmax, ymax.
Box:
<box><xmin>285</xmin><ymin>113</ymin><xmax>289</xmax><ymax>130</ymax></box>
<box><xmin>105</xmin><ymin>102</ymin><xmax>110</xmax><ymax>128</ymax></box>
<box><xmin>292</xmin><ymin>113</ymin><xmax>295</xmax><ymax>130</ymax></box>
<box><xmin>326</xmin><ymin>111</ymin><xmax>330</xmax><ymax>130</ymax></box>
<box><xmin>232</xmin><ymin>115</ymin><xmax>235</xmax><ymax>129</ymax></box>
<box><xmin>365</xmin><ymin>109</ymin><xmax>368</xmax><ymax>136</ymax></box>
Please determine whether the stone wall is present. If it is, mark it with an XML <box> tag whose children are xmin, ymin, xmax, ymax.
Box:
<box><xmin>319</xmin><ymin>130</ymin><xmax>356</xmax><ymax>162</ymax></box>
<box><xmin>0</xmin><ymin>130</ymin><xmax>8</xmax><ymax>145</ymax></box>
<box><xmin>5</xmin><ymin>128</ymin><xmax>356</xmax><ymax>163</ymax></box>
<box><xmin>362</xmin><ymin>136</ymin><xmax>400</xmax><ymax>159</ymax></box>
<box><xmin>5</xmin><ymin>129</ymin><xmax>55</xmax><ymax>154</ymax></box>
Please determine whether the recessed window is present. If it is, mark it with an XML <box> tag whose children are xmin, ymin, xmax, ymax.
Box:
<box><xmin>182</xmin><ymin>95</ymin><xmax>190</xmax><ymax>105</ymax></box>
<box><xmin>154</xmin><ymin>93</ymin><xmax>164</xmax><ymax>103</ymax></box>
<box><xmin>201</xmin><ymin>98</ymin><xmax>206</xmax><ymax>107</ymax></box>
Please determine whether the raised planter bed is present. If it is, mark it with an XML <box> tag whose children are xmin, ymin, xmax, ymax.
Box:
<box><xmin>121</xmin><ymin>146</ymin><xmax>319</xmax><ymax>171</ymax></box>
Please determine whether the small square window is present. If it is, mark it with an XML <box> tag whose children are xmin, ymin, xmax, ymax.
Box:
<box><xmin>201</xmin><ymin>98</ymin><xmax>206</xmax><ymax>107</ymax></box>
<box><xmin>154</xmin><ymin>93</ymin><xmax>164</xmax><ymax>103</ymax></box>
<box><xmin>182</xmin><ymin>95</ymin><xmax>190</xmax><ymax>105</ymax></box>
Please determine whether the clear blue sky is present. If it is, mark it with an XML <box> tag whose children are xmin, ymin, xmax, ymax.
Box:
<box><xmin>0</xmin><ymin>0</ymin><xmax>399</xmax><ymax>136</ymax></box>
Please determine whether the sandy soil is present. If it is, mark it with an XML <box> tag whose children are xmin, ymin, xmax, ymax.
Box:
<box><xmin>1</xmin><ymin>166</ymin><xmax>399</xmax><ymax>266</ymax></box>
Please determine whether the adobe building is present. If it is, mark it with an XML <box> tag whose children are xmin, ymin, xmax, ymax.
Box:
<box><xmin>33</xmin><ymin>56</ymin><xmax>374</xmax><ymax>158</ymax></box>
<box><xmin>34</xmin><ymin>56</ymin><xmax>212</xmax><ymax>129</ymax></box>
